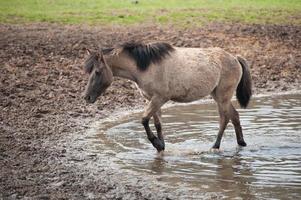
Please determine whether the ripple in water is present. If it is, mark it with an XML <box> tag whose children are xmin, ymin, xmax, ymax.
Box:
<box><xmin>92</xmin><ymin>94</ymin><xmax>301</xmax><ymax>199</ymax></box>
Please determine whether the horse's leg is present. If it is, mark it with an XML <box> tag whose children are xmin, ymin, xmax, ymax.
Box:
<box><xmin>212</xmin><ymin>102</ymin><xmax>230</xmax><ymax>149</ymax></box>
<box><xmin>142</xmin><ymin>97</ymin><xmax>166</xmax><ymax>152</ymax></box>
<box><xmin>229</xmin><ymin>104</ymin><xmax>247</xmax><ymax>146</ymax></box>
<box><xmin>153</xmin><ymin>109</ymin><xmax>165</xmax><ymax>148</ymax></box>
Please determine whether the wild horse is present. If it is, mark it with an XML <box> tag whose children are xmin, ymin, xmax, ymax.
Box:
<box><xmin>83</xmin><ymin>42</ymin><xmax>252</xmax><ymax>152</ymax></box>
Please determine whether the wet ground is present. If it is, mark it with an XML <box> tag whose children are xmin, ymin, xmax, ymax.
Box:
<box><xmin>89</xmin><ymin>94</ymin><xmax>301</xmax><ymax>199</ymax></box>
<box><xmin>0</xmin><ymin>23</ymin><xmax>300</xmax><ymax>199</ymax></box>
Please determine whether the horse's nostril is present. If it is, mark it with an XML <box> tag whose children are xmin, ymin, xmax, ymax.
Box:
<box><xmin>84</xmin><ymin>95</ymin><xmax>90</xmax><ymax>101</ymax></box>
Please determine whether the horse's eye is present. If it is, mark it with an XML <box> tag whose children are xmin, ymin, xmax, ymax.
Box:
<box><xmin>95</xmin><ymin>70</ymin><xmax>101</xmax><ymax>75</ymax></box>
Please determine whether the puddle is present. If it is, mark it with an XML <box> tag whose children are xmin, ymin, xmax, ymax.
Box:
<box><xmin>89</xmin><ymin>94</ymin><xmax>301</xmax><ymax>199</ymax></box>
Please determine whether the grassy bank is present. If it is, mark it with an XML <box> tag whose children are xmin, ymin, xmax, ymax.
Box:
<box><xmin>0</xmin><ymin>0</ymin><xmax>300</xmax><ymax>26</ymax></box>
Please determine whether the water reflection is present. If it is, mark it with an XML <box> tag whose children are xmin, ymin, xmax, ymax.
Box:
<box><xmin>91</xmin><ymin>94</ymin><xmax>301</xmax><ymax>199</ymax></box>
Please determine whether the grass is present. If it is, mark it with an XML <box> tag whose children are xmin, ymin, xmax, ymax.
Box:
<box><xmin>0</xmin><ymin>0</ymin><xmax>300</xmax><ymax>26</ymax></box>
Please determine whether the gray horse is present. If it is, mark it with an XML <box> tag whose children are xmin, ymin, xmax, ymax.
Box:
<box><xmin>83</xmin><ymin>42</ymin><xmax>252</xmax><ymax>152</ymax></box>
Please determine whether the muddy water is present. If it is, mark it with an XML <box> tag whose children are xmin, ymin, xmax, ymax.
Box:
<box><xmin>91</xmin><ymin>94</ymin><xmax>301</xmax><ymax>199</ymax></box>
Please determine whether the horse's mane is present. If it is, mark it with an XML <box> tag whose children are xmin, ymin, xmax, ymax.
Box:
<box><xmin>102</xmin><ymin>41</ymin><xmax>175</xmax><ymax>71</ymax></box>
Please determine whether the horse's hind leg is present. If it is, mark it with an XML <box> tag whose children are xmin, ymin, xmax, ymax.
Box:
<box><xmin>229</xmin><ymin>104</ymin><xmax>247</xmax><ymax>146</ymax></box>
<box><xmin>212</xmin><ymin>101</ymin><xmax>231</xmax><ymax>149</ymax></box>
<box><xmin>153</xmin><ymin>109</ymin><xmax>165</xmax><ymax>147</ymax></box>
<box><xmin>211</xmin><ymin>94</ymin><xmax>247</xmax><ymax>148</ymax></box>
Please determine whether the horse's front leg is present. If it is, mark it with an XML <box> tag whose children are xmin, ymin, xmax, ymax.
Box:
<box><xmin>142</xmin><ymin>97</ymin><xmax>166</xmax><ymax>152</ymax></box>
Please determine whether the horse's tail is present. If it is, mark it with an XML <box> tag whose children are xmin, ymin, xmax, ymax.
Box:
<box><xmin>236</xmin><ymin>56</ymin><xmax>252</xmax><ymax>108</ymax></box>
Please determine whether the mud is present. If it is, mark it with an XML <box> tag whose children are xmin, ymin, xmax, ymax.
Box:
<box><xmin>0</xmin><ymin>23</ymin><xmax>300</xmax><ymax>199</ymax></box>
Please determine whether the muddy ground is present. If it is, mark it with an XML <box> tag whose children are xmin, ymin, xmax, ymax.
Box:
<box><xmin>0</xmin><ymin>23</ymin><xmax>300</xmax><ymax>199</ymax></box>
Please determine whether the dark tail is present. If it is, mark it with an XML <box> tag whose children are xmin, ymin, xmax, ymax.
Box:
<box><xmin>236</xmin><ymin>56</ymin><xmax>252</xmax><ymax>108</ymax></box>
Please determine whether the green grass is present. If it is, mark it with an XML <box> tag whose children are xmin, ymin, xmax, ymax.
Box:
<box><xmin>0</xmin><ymin>0</ymin><xmax>300</xmax><ymax>26</ymax></box>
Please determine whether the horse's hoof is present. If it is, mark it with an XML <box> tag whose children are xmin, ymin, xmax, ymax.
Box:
<box><xmin>212</xmin><ymin>143</ymin><xmax>220</xmax><ymax>149</ymax></box>
<box><xmin>151</xmin><ymin>137</ymin><xmax>165</xmax><ymax>152</ymax></box>
<box><xmin>209</xmin><ymin>148</ymin><xmax>221</xmax><ymax>153</ymax></box>
<box><xmin>238</xmin><ymin>140</ymin><xmax>247</xmax><ymax>147</ymax></box>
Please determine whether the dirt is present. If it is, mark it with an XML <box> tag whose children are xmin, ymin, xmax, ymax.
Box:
<box><xmin>0</xmin><ymin>23</ymin><xmax>300</xmax><ymax>199</ymax></box>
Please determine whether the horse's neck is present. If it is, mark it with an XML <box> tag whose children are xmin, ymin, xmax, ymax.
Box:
<box><xmin>105</xmin><ymin>53</ymin><xmax>138</xmax><ymax>82</ymax></box>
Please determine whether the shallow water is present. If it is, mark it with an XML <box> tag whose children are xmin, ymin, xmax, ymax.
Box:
<box><xmin>91</xmin><ymin>94</ymin><xmax>301</xmax><ymax>199</ymax></box>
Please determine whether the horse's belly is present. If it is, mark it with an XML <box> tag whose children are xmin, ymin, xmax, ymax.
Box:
<box><xmin>170</xmin><ymin>83</ymin><xmax>215</xmax><ymax>103</ymax></box>
<box><xmin>171</xmin><ymin>95</ymin><xmax>205</xmax><ymax>103</ymax></box>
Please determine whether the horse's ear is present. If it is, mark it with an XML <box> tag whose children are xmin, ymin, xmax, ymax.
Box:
<box><xmin>99</xmin><ymin>51</ymin><xmax>105</xmax><ymax>61</ymax></box>
<box><xmin>98</xmin><ymin>50</ymin><xmax>110</xmax><ymax>70</ymax></box>
<box><xmin>97</xmin><ymin>50</ymin><xmax>104</xmax><ymax>62</ymax></box>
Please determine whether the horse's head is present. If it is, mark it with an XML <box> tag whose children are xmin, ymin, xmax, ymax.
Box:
<box><xmin>83</xmin><ymin>49</ymin><xmax>113</xmax><ymax>104</ymax></box>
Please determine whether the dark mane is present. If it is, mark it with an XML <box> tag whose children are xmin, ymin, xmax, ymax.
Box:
<box><xmin>121</xmin><ymin>41</ymin><xmax>175</xmax><ymax>70</ymax></box>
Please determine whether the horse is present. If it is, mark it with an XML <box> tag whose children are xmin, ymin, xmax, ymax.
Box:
<box><xmin>83</xmin><ymin>41</ymin><xmax>252</xmax><ymax>152</ymax></box>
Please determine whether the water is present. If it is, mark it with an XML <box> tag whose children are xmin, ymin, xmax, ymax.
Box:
<box><xmin>90</xmin><ymin>94</ymin><xmax>301</xmax><ymax>199</ymax></box>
